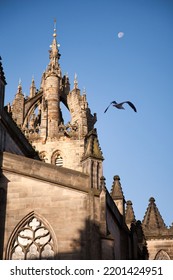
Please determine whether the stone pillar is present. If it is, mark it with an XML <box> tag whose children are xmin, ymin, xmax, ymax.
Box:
<box><xmin>44</xmin><ymin>75</ymin><xmax>60</xmax><ymax>138</ymax></box>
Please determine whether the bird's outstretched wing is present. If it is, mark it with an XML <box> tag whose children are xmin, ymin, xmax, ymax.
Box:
<box><xmin>120</xmin><ymin>101</ymin><xmax>137</xmax><ymax>112</ymax></box>
<box><xmin>104</xmin><ymin>101</ymin><xmax>117</xmax><ymax>113</ymax></box>
<box><xmin>104</xmin><ymin>100</ymin><xmax>137</xmax><ymax>113</ymax></box>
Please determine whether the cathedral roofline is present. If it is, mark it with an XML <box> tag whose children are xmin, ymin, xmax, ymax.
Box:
<box><xmin>0</xmin><ymin>56</ymin><xmax>7</xmax><ymax>85</ymax></box>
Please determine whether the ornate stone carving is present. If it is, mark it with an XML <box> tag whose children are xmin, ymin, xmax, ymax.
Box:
<box><xmin>8</xmin><ymin>215</ymin><xmax>55</xmax><ymax>260</ymax></box>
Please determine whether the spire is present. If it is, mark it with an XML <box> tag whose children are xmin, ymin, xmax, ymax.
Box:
<box><xmin>82</xmin><ymin>129</ymin><xmax>104</xmax><ymax>160</ymax></box>
<box><xmin>53</xmin><ymin>18</ymin><xmax>57</xmax><ymax>37</ymax></box>
<box><xmin>110</xmin><ymin>175</ymin><xmax>124</xmax><ymax>200</ymax></box>
<box><xmin>142</xmin><ymin>197</ymin><xmax>166</xmax><ymax>230</ymax></box>
<box><xmin>29</xmin><ymin>76</ymin><xmax>36</xmax><ymax>98</ymax></box>
<box><xmin>125</xmin><ymin>200</ymin><xmax>136</xmax><ymax>229</ymax></box>
<box><xmin>110</xmin><ymin>175</ymin><xmax>126</xmax><ymax>216</ymax></box>
<box><xmin>47</xmin><ymin>19</ymin><xmax>61</xmax><ymax>74</ymax></box>
<box><xmin>16</xmin><ymin>79</ymin><xmax>23</xmax><ymax>95</ymax></box>
<box><xmin>74</xmin><ymin>73</ymin><xmax>78</xmax><ymax>89</ymax></box>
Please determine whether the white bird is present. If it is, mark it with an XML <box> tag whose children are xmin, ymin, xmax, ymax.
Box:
<box><xmin>104</xmin><ymin>101</ymin><xmax>137</xmax><ymax>113</ymax></box>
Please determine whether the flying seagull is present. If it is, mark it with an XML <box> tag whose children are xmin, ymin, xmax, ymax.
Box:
<box><xmin>104</xmin><ymin>101</ymin><xmax>137</xmax><ymax>113</ymax></box>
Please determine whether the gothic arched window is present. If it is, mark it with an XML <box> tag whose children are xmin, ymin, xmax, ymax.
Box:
<box><xmin>154</xmin><ymin>249</ymin><xmax>170</xmax><ymax>260</ymax></box>
<box><xmin>6</xmin><ymin>212</ymin><xmax>56</xmax><ymax>260</ymax></box>
<box><xmin>51</xmin><ymin>150</ymin><xmax>63</xmax><ymax>167</ymax></box>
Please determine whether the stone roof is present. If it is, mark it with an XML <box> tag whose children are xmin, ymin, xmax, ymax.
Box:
<box><xmin>110</xmin><ymin>175</ymin><xmax>125</xmax><ymax>200</ymax></box>
<box><xmin>125</xmin><ymin>200</ymin><xmax>136</xmax><ymax>227</ymax></box>
<box><xmin>142</xmin><ymin>197</ymin><xmax>166</xmax><ymax>230</ymax></box>
<box><xmin>141</xmin><ymin>197</ymin><xmax>173</xmax><ymax>239</ymax></box>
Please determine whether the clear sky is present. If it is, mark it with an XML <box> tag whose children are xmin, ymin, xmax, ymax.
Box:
<box><xmin>1</xmin><ymin>0</ymin><xmax>173</xmax><ymax>226</ymax></box>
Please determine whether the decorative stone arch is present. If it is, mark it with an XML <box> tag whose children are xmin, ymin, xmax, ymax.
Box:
<box><xmin>6</xmin><ymin>211</ymin><xmax>57</xmax><ymax>260</ymax></box>
<box><xmin>51</xmin><ymin>150</ymin><xmax>63</xmax><ymax>167</ymax></box>
<box><xmin>154</xmin><ymin>249</ymin><xmax>170</xmax><ymax>260</ymax></box>
<box><xmin>39</xmin><ymin>151</ymin><xmax>48</xmax><ymax>163</ymax></box>
<box><xmin>24</xmin><ymin>91</ymin><xmax>43</xmax><ymax>121</ymax></box>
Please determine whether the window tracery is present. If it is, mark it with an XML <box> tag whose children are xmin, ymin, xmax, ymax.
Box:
<box><xmin>7</xmin><ymin>214</ymin><xmax>56</xmax><ymax>260</ymax></box>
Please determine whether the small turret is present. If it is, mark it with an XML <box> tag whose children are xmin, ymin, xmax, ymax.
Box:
<box><xmin>125</xmin><ymin>200</ymin><xmax>136</xmax><ymax>229</ymax></box>
<box><xmin>81</xmin><ymin>129</ymin><xmax>104</xmax><ymax>189</ymax></box>
<box><xmin>67</xmin><ymin>74</ymin><xmax>97</xmax><ymax>138</ymax></box>
<box><xmin>110</xmin><ymin>175</ymin><xmax>126</xmax><ymax>216</ymax></box>
<box><xmin>142</xmin><ymin>197</ymin><xmax>166</xmax><ymax>230</ymax></box>
<box><xmin>29</xmin><ymin>77</ymin><xmax>36</xmax><ymax>98</ymax></box>
<box><xmin>11</xmin><ymin>79</ymin><xmax>24</xmax><ymax>127</ymax></box>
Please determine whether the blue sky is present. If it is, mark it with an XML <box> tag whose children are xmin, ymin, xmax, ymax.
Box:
<box><xmin>1</xmin><ymin>0</ymin><xmax>173</xmax><ymax>226</ymax></box>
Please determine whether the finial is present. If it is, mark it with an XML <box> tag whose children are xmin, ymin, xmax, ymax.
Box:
<box><xmin>53</xmin><ymin>19</ymin><xmax>57</xmax><ymax>37</ymax></box>
<box><xmin>17</xmin><ymin>78</ymin><xmax>23</xmax><ymax>95</ymax></box>
<box><xmin>74</xmin><ymin>73</ymin><xmax>78</xmax><ymax>89</ymax></box>
<box><xmin>17</xmin><ymin>78</ymin><xmax>22</xmax><ymax>90</ymax></box>
<box><xmin>149</xmin><ymin>197</ymin><xmax>155</xmax><ymax>203</ymax></box>
<box><xmin>100</xmin><ymin>176</ymin><xmax>106</xmax><ymax>191</ymax></box>
<box><xmin>114</xmin><ymin>175</ymin><xmax>120</xmax><ymax>181</ymax></box>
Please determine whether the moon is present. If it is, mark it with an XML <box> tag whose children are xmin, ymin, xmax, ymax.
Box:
<box><xmin>118</xmin><ymin>32</ymin><xmax>124</xmax><ymax>39</ymax></box>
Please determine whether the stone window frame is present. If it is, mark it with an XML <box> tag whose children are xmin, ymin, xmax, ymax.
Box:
<box><xmin>5</xmin><ymin>211</ymin><xmax>57</xmax><ymax>260</ymax></box>
<box><xmin>154</xmin><ymin>249</ymin><xmax>170</xmax><ymax>260</ymax></box>
<box><xmin>51</xmin><ymin>150</ymin><xmax>63</xmax><ymax>167</ymax></box>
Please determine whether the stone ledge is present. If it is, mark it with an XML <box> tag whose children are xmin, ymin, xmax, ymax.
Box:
<box><xmin>1</xmin><ymin>152</ymin><xmax>90</xmax><ymax>193</ymax></box>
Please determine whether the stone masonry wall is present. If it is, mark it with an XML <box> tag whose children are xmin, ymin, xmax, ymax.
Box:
<box><xmin>33</xmin><ymin>138</ymin><xmax>85</xmax><ymax>171</ymax></box>
<box><xmin>2</xmin><ymin>176</ymin><xmax>90</xmax><ymax>259</ymax></box>
<box><xmin>146</xmin><ymin>239</ymin><xmax>173</xmax><ymax>260</ymax></box>
<box><xmin>1</xmin><ymin>152</ymin><xmax>94</xmax><ymax>259</ymax></box>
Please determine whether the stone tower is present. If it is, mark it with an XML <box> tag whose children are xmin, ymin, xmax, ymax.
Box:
<box><xmin>10</xmin><ymin>23</ymin><xmax>103</xmax><ymax>185</ymax></box>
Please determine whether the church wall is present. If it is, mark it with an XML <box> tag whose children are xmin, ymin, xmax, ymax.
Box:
<box><xmin>2</xmin><ymin>172</ymin><xmax>92</xmax><ymax>259</ymax></box>
<box><xmin>1</xmin><ymin>152</ymin><xmax>102</xmax><ymax>259</ymax></box>
<box><xmin>33</xmin><ymin>138</ymin><xmax>85</xmax><ymax>171</ymax></box>
<box><xmin>146</xmin><ymin>239</ymin><xmax>173</xmax><ymax>260</ymax></box>
<box><xmin>106</xmin><ymin>207</ymin><xmax>122</xmax><ymax>259</ymax></box>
